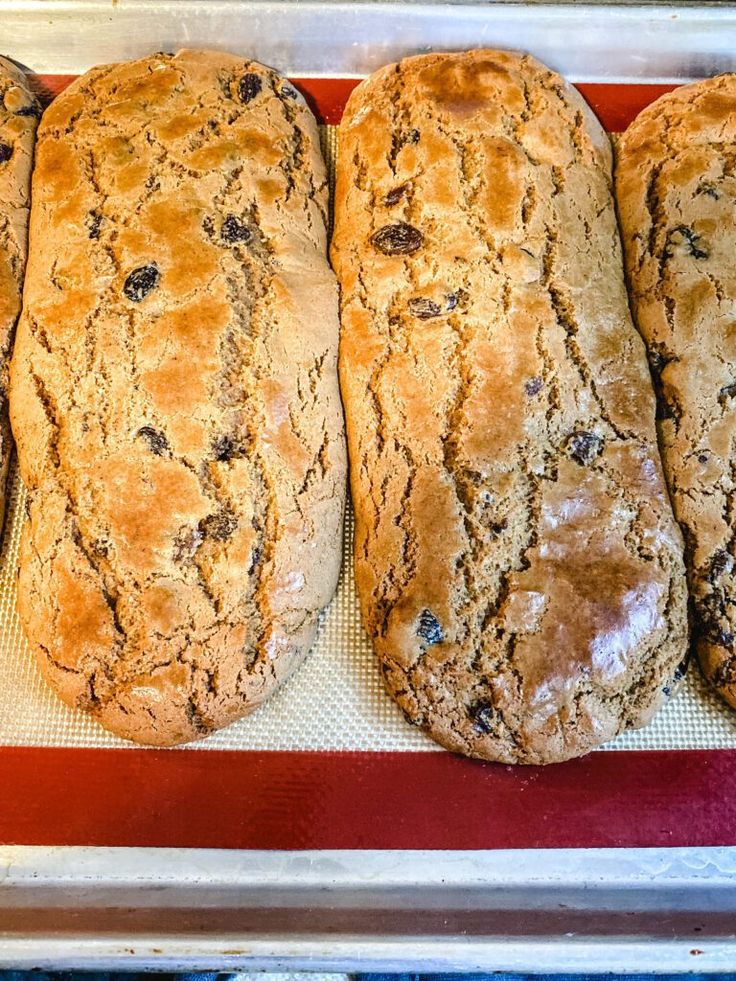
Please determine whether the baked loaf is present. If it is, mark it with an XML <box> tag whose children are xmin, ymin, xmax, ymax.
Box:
<box><xmin>331</xmin><ymin>50</ymin><xmax>688</xmax><ymax>764</ymax></box>
<box><xmin>0</xmin><ymin>57</ymin><xmax>38</xmax><ymax>529</ymax></box>
<box><xmin>10</xmin><ymin>49</ymin><xmax>346</xmax><ymax>745</ymax></box>
<box><xmin>617</xmin><ymin>74</ymin><xmax>736</xmax><ymax>709</ymax></box>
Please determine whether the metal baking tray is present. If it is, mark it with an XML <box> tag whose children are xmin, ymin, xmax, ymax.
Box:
<box><xmin>2</xmin><ymin>0</ymin><xmax>736</xmax><ymax>972</ymax></box>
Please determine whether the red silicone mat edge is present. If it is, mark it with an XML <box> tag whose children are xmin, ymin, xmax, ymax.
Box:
<box><xmin>1</xmin><ymin>746</ymin><xmax>734</xmax><ymax>849</ymax></box>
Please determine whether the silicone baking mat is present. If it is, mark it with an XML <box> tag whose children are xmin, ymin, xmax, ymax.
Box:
<box><xmin>2</xmin><ymin>78</ymin><xmax>736</xmax><ymax>853</ymax></box>
<box><xmin>0</xmin><ymin>106</ymin><xmax>735</xmax><ymax>753</ymax></box>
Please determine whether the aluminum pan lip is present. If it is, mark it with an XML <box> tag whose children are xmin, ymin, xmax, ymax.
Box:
<box><xmin>2</xmin><ymin>937</ymin><xmax>736</xmax><ymax>974</ymax></box>
<box><xmin>0</xmin><ymin>0</ymin><xmax>733</xmax><ymax>81</ymax></box>
<box><xmin>3</xmin><ymin>844</ymin><xmax>736</xmax><ymax>894</ymax></box>
<box><xmin>1</xmin><ymin>846</ymin><xmax>735</xmax><ymax>971</ymax></box>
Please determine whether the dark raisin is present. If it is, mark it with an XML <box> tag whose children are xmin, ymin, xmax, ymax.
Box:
<box><xmin>0</xmin><ymin>142</ymin><xmax>13</xmax><ymax>164</ymax></box>
<box><xmin>15</xmin><ymin>103</ymin><xmax>40</xmax><ymax>118</ymax></box>
<box><xmin>719</xmin><ymin>382</ymin><xmax>736</xmax><ymax>405</ymax></box>
<box><xmin>213</xmin><ymin>434</ymin><xmax>243</xmax><ymax>461</ymax></box>
<box><xmin>710</xmin><ymin>550</ymin><xmax>733</xmax><ymax>581</ymax></box>
<box><xmin>221</xmin><ymin>214</ymin><xmax>252</xmax><ymax>244</ymax></box>
<box><xmin>123</xmin><ymin>264</ymin><xmax>160</xmax><ymax>302</ymax></box>
<box><xmin>173</xmin><ymin>526</ymin><xmax>204</xmax><ymax>562</ymax></box>
<box><xmin>698</xmin><ymin>453</ymin><xmax>709</xmax><ymax>464</ymax></box>
<box><xmin>249</xmin><ymin>545</ymin><xmax>263</xmax><ymax>572</ymax></box>
<box><xmin>87</xmin><ymin>212</ymin><xmax>103</xmax><ymax>239</ymax></box>
<box><xmin>663</xmin><ymin>654</ymin><xmax>690</xmax><ymax>696</ymax></box>
<box><xmin>385</xmin><ymin>183</ymin><xmax>408</xmax><ymax>206</ymax></box>
<box><xmin>665</xmin><ymin>225</ymin><xmax>709</xmax><ymax>260</ymax></box>
<box><xmin>525</xmin><ymin>376</ymin><xmax>543</xmax><ymax>397</ymax></box>
<box><xmin>469</xmin><ymin>699</ymin><xmax>495</xmax><ymax>734</ymax></box>
<box><xmin>371</xmin><ymin>222</ymin><xmax>424</xmax><ymax>256</ymax></box>
<box><xmin>567</xmin><ymin>430</ymin><xmax>604</xmax><ymax>466</ymax></box>
<box><xmin>417</xmin><ymin>608</ymin><xmax>443</xmax><ymax>645</ymax></box>
<box><xmin>408</xmin><ymin>297</ymin><xmax>442</xmax><ymax>319</ymax></box>
<box><xmin>200</xmin><ymin>509</ymin><xmax>238</xmax><ymax>541</ymax></box>
<box><xmin>238</xmin><ymin>73</ymin><xmax>263</xmax><ymax>104</ymax></box>
<box><xmin>136</xmin><ymin>426</ymin><xmax>169</xmax><ymax>456</ymax></box>
<box><xmin>281</xmin><ymin>84</ymin><xmax>298</xmax><ymax>100</ymax></box>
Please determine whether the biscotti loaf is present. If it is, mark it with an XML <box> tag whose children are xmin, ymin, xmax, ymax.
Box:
<box><xmin>331</xmin><ymin>50</ymin><xmax>688</xmax><ymax>764</ymax></box>
<box><xmin>617</xmin><ymin>75</ymin><xmax>736</xmax><ymax>709</ymax></box>
<box><xmin>0</xmin><ymin>57</ymin><xmax>38</xmax><ymax>529</ymax></box>
<box><xmin>9</xmin><ymin>49</ymin><xmax>346</xmax><ymax>746</ymax></box>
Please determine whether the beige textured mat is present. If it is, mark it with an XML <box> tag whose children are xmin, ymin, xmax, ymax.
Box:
<box><xmin>1</xmin><ymin>126</ymin><xmax>735</xmax><ymax>752</ymax></box>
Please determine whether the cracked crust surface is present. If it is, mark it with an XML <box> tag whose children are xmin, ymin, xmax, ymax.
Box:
<box><xmin>0</xmin><ymin>56</ymin><xmax>38</xmax><ymax>529</ymax></box>
<box><xmin>9</xmin><ymin>49</ymin><xmax>346</xmax><ymax>746</ymax></box>
<box><xmin>617</xmin><ymin>74</ymin><xmax>736</xmax><ymax>710</ymax></box>
<box><xmin>331</xmin><ymin>49</ymin><xmax>688</xmax><ymax>764</ymax></box>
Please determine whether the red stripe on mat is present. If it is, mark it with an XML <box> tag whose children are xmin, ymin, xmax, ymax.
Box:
<box><xmin>1</xmin><ymin>747</ymin><xmax>734</xmax><ymax>849</ymax></box>
<box><xmin>33</xmin><ymin>75</ymin><xmax>678</xmax><ymax>129</ymax></box>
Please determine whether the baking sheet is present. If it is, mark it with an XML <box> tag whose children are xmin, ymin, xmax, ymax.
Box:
<box><xmin>2</xmin><ymin>1</ymin><xmax>736</xmax><ymax>964</ymax></box>
<box><xmin>0</xmin><ymin>122</ymin><xmax>735</xmax><ymax>754</ymax></box>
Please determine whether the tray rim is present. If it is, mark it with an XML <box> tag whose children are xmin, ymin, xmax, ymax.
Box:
<box><xmin>0</xmin><ymin>0</ymin><xmax>735</xmax><ymax>82</ymax></box>
<box><xmin>2</xmin><ymin>0</ymin><xmax>736</xmax><ymax>972</ymax></box>
<box><xmin>1</xmin><ymin>844</ymin><xmax>735</xmax><ymax>973</ymax></box>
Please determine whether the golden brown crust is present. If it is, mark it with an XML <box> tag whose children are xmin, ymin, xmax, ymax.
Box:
<box><xmin>10</xmin><ymin>49</ymin><xmax>346</xmax><ymax>746</ymax></box>
<box><xmin>332</xmin><ymin>49</ymin><xmax>688</xmax><ymax>764</ymax></box>
<box><xmin>617</xmin><ymin>73</ymin><xmax>736</xmax><ymax>709</ymax></box>
<box><xmin>0</xmin><ymin>56</ymin><xmax>38</xmax><ymax>529</ymax></box>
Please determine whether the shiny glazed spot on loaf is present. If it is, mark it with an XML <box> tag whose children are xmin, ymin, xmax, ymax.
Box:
<box><xmin>9</xmin><ymin>49</ymin><xmax>346</xmax><ymax>746</ymax></box>
<box><xmin>331</xmin><ymin>49</ymin><xmax>688</xmax><ymax>764</ymax></box>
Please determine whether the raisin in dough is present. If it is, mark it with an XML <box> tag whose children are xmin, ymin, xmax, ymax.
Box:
<box><xmin>9</xmin><ymin>50</ymin><xmax>346</xmax><ymax>746</ymax></box>
<box><xmin>617</xmin><ymin>74</ymin><xmax>736</xmax><ymax>709</ymax></box>
<box><xmin>331</xmin><ymin>50</ymin><xmax>688</xmax><ymax>764</ymax></box>
<box><xmin>0</xmin><ymin>56</ymin><xmax>38</xmax><ymax>528</ymax></box>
